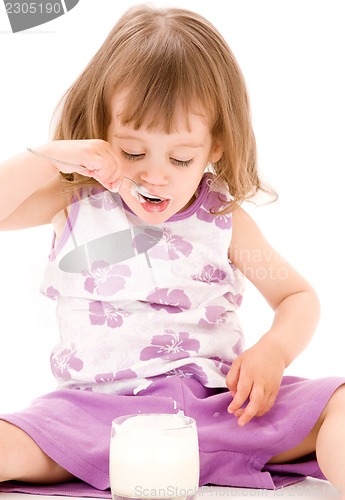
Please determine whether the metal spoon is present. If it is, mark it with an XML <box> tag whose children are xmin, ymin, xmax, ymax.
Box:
<box><xmin>26</xmin><ymin>148</ymin><xmax>139</xmax><ymax>188</ymax></box>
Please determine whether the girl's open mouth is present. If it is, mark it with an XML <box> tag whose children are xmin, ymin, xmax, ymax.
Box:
<box><xmin>130</xmin><ymin>184</ymin><xmax>173</xmax><ymax>213</ymax></box>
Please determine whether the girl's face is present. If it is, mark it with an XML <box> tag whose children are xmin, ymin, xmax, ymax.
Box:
<box><xmin>107</xmin><ymin>92</ymin><xmax>223</xmax><ymax>224</ymax></box>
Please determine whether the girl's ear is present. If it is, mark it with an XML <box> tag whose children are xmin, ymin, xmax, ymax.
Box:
<box><xmin>209</xmin><ymin>141</ymin><xmax>223</xmax><ymax>163</ymax></box>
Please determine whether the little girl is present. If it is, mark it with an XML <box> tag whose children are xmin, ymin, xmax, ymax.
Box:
<box><xmin>0</xmin><ymin>4</ymin><xmax>345</xmax><ymax>498</ymax></box>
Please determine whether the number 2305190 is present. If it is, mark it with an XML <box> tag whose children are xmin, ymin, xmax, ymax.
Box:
<box><xmin>5</xmin><ymin>2</ymin><xmax>62</xmax><ymax>14</ymax></box>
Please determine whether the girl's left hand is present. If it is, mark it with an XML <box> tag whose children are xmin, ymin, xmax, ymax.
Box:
<box><xmin>226</xmin><ymin>339</ymin><xmax>286</xmax><ymax>426</ymax></box>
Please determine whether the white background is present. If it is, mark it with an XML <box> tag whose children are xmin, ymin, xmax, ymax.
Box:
<box><xmin>0</xmin><ymin>0</ymin><xmax>344</xmax><ymax>413</ymax></box>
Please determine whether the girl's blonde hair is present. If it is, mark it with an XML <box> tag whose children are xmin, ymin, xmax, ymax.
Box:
<box><xmin>53</xmin><ymin>4</ymin><xmax>277</xmax><ymax>211</ymax></box>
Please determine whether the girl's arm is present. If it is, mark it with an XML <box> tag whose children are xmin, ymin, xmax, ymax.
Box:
<box><xmin>227</xmin><ymin>206</ymin><xmax>320</xmax><ymax>426</ymax></box>
<box><xmin>0</xmin><ymin>149</ymin><xmax>68</xmax><ymax>230</ymax></box>
<box><xmin>0</xmin><ymin>140</ymin><xmax>122</xmax><ymax>230</ymax></box>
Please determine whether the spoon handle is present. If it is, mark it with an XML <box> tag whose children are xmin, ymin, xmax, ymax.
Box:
<box><xmin>26</xmin><ymin>148</ymin><xmax>137</xmax><ymax>186</ymax></box>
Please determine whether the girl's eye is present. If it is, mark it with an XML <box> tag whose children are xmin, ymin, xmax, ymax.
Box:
<box><xmin>121</xmin><ymin>150</ymin><xmax>145</xmax><ymax>161</ymax></box>
<box><xmin>170</xmin><ymin>158</ymin><xmax>193</xmax><ymax>168</ymax></box>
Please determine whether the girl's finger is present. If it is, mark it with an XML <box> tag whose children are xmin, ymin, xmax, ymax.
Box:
<box><xmin>237</xmin><ymin>385</ymin><xmax>265</xmax><ymax>426</ymax></box>
<box><xmin>228</xmin><ymin>379</ymin><xmax>252</xmax><ymax>414</ymax></box>
<box><xmin>257</xmin><ymin>391</ymin><xmax>278</xmax><ymax>417</ymax></box>
<box><xmin>225</xmin><ymin>360</ymin><xmax>240</xmax><ymax>394</ymax></box>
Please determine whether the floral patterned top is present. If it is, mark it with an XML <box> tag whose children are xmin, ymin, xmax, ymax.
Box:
<box><xmin>41</xmin><ymin>173</ymin><xmax>245</xmax><ymax>394</ymax></box>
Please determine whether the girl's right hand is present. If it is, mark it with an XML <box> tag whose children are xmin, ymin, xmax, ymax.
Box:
<box><xmin>37</xmin><ymin>139</ymin><xmax>123</xmax><ymax>192</ymax></box>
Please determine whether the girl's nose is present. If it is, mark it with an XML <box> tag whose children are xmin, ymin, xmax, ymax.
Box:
<box><xmin>139</xmin><ymin>165</ymin><xmax>169</xmax><ymax>186</ymax></box>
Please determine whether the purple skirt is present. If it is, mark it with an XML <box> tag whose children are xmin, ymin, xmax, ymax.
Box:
<box><xmin>0</xmin><ymin>374</ymin><xmax>344</xmax><ymax>497</ymax></box>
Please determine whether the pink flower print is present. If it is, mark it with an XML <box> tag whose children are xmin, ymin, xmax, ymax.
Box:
<box><xmin>89</xmin><ymin>301</ymin><xmax>130</xmax><ymax>328</ymax></box>
<box><xmin>210</xmin><ymin>356</ymin><xmax>232</xmax><ymax>376</ymax></box>
<box><xmin>192</xmin><ymin>265</ymin><xmax>226</xmax><ymax>283</ymax></box>
<box><xmin>84</xmin><ymin>262</ymin><xmax>131</xmax><ymax>295</ymax></box>
<box><xmin>196</xmin><ymin>191</ymin><xmax>232</xmax><ymax>229</ymax></box>
<box><xmin>148</xmin><ymin>227</ymin><xmax>193</xmax><ymax>260</ymax></box>
<box><xmin>167</xmin><ymin>363</ymin><xmax>208</xmax><ymax>385</ymax></box>
<box><xmin>89</xmin><ymin>188</ymin><xmax>118</xmax><ymax>211</ymax></box>
<box><xmin>95</xmin><ymin>369</ymin><xmax>137</xmax><ymax>384</ymax></box>
<box><xmin>132</xmin><ymin>227</ymin><xmax>163</xmax><ymax>254</ymax></box>
<box><xmin>50</xmin><ymin>345</ymin><xmax>83</xmax><ymax>381</ymax></box>
<box><xmin>147</xmin><ymin>288</ymin><xmax>192</xmax><ymax>313</ymax></box>
<box><xmin>198</xmin><ymin>306</ymin><xmax>227</xmax><ymax>328</ymax></box>
<box><xmin>140</xmin><ymin>330</ymin><xmax>200</xmax><ymax>361</ymax></box>
<box><xmin>224</xmin><ymin>291</ymin><xmax>243</xmax><ymax>308</ymax></box>
<box><xmin>44</xmin><ymin>286</ymin><xmax>60</xmax><ymax>300</ymax></box>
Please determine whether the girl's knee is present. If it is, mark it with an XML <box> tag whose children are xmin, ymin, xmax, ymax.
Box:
<box><xmin>0</xmin><ymin>420</ymin><xmax>21</xmax><ymax>481</ymax></box>
<box><xmin>323</xmin><ymin>384</ymin><xmax>345</xmax><ymax>418</ymax></box>
<box><xmin>0</xmin><ymin>419</ymin><xmax>74</xmax><ymax>484</ymax></box>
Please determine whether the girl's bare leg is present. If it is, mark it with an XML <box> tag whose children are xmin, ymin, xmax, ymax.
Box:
<box><xmin>0</xmin><ymin>420</ymin><xmax>75</xmax><ymax>484</ymax></box>
<box><xmin>316</xmin><ymin>385</ymin><xmax>345</xmax><ymax>498</ymax></box>
<box><xmin>268</xmin><ymin>385</ymin><xmax>345</xmax><ymax>498</ymax></box>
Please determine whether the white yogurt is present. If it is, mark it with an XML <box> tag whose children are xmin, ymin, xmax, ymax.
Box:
<box><xmin>110</xmin><ymin>413</ymin><xmax>199</xmax><ymax>499</ymax></box>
